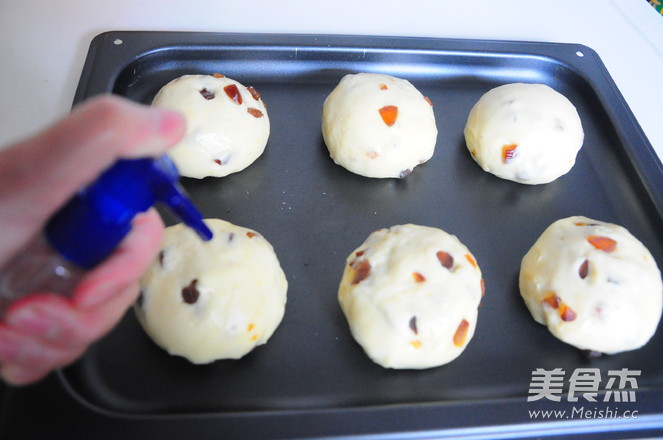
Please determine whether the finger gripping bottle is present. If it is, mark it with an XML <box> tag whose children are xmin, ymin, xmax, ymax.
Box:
<box><xmin>0</xmin><ymin>156</ymin><xmax>213</xmax><ymax>318</ymax></box>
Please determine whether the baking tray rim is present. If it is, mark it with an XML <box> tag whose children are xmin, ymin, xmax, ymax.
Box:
<box><xmin>55</xmin><ymin>30</ymin><xmax>663</xmax><ymax>438</ymax></box>
<box><xmin>74</xmin><ymin>30</ymin><xmax>663</xmax><ymax>217</ymax></box>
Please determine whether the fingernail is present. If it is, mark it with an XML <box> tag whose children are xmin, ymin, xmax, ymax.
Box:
<box><xmin>1</xmin><ymin>364</ymin><xmax>46</xmax><ymax>386</ymax></box>
<box><xmin>7</xmin><ymin>308</ymin><xmax>59</xmax><ymax>340</ymax></box>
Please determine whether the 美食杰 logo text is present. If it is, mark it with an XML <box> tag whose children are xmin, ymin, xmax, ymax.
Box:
<box><xmin>527</xmin><ymin>367</ymin><xmax>640</xmax><ymax>420</ymax></box>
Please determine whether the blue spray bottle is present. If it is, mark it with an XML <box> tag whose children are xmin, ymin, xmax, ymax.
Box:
<box><xmin>0</xmin><ymin>156</ymin><xmax>213</xmax><ymax>317</ymax></box>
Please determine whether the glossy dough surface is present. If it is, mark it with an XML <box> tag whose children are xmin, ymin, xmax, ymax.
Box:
<box><xmin>338</xmin><ymin>224</ymin><xmax>484</xmax><ymax>369</ymax></box>
<box><xmin>322</xmin><ymin>73</ymin><xmax>437</xmax><ymax>178</ymax></box>
<box><xmin>519</xmin><ymin>216</ymin><xmax>662</xmax><ymax>354</ymax></box>
<box><xmin>152</xmin><ymin>74</ymin><xmax>269</xmax><ymax>179</ymax></box>
<box><xmin>464</xmin><ymin>83</ymin><xmax>584</xmax><ymax>184</ymax></box>
<box><xmin>136</xmin><ymin>219</ymin><xmax>287</xmax><ymax>364</ymax></box>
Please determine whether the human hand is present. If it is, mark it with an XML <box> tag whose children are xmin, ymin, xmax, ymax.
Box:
<box><xmin>0</xmin><ymin>95</ymin><xmax>185</xmax><ymax>385</ymax></box>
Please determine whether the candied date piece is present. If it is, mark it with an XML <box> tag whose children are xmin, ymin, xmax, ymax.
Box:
<box><xmin>436</xmin><ymin>251</ymin><xmax>454</xmax><ymax>269</ymax></box>
<box><xmin>351</xmin><ymin>260</ymin><xmax>371</xmax><ymax>285</ymax></box>
<box><xmin>579</xmin><ymin>259</ymin><xmax>589</xmax><ymax>279</ymax></box>
<box><xmin>182</xmin><ymin>279</ymin><xmax>200</xmax><ymax>304</ymax></box>
<box><xmin>199</xmin><ymin>88</ymin><xmax>215</xmax><ymax>100</ymax></box>
<box><xmin>409</xmin><ymin>316</ymin><xmax>418</xmax><ymax>335</ymax></box>
<box><xmin>582</xmin><ymin>349</ymin><xmax>603</xmax><ymax>359</ymax></box>
<box><xmin>560</xmin><ymin>304</ymin><xmax>577</xmax><ymax>322</ymax></box>
<box><xmin>247</xmin><ymin>86</ymin><xmax>261</xmax><ymax>101</ymax></box>
<box><xmin>399</xmin><ymin>169</ymin><xmax>412</xmax><ymax>178</ymax></box>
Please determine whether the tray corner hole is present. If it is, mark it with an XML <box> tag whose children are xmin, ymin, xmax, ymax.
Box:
<box><xmin>575</xmin><ymin>50</ymin><xmax>584</xmax><ymax>58</ymax></box>
<box><xmin>113</xmin><ymin>38</ymin><xmax>123</xmax><ymax>46</ymax></box>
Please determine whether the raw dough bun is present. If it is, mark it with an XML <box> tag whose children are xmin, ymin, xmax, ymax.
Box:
<box><xmin>464</xmin><ymin>83</ymin><xmax>584</xmax><ymax>184</ymax></box>
<box><xmin>338</xmin><ymin>224</ymin><xmax>484</xmax><ymax>369</ymax></box>
<box><xmin>152</xmin><ymin>74</ymin><xmax>269</xmax><ymax>179</ymax></box>
<box><xmin>322</xmin><ymin>73</ymin><xmax>437</xmax><ymax>178</ymax></box>
<box><xmin>136</xmin><ymin>219</ymin><xmax>287</xmax><ymax>364</ymax></box>
<box><xmin>519</xmin><ymin>216</ymin><xmax>662</xmax><ymax>354</ymax></box>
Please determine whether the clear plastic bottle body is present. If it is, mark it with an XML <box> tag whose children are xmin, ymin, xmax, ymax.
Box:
<box><xmin>0</xmin><ymin>234</ymin><xmax>85</xmax><ymax>318</ymax></box>
<box><xmin>0</xmin><ymin>157</ymin><xmax>212</xmax><ymax>319</ymax></box>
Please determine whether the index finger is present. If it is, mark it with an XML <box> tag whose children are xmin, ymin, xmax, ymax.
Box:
<box><xmin>0</xmin><ymin>95</ymin><xmax>185</xmax><ymax>265</ymax></box>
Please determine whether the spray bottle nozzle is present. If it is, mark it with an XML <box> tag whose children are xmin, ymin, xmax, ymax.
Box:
<box><xmin>150</xmin><ymin>156</ymin><xmax>214</xmax><ymax>241</ymax></box>
<box><xmin>45</xmin><ymin>155</ymin><xmax>213</xmax><ymax>269</ymax></box>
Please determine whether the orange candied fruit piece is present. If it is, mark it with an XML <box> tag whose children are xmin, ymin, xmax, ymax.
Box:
<box><xmin>587</xmin><ymin>236</ymin><xmax>617</xmax><ymax>253</ymax></box>
<box><xmin>247</xmin><ymin>107</ymin><xmax>264</xmax><ymax>118</ymax></box>
<box><xmin>379</xmin><ymin>83</ymin><xmax>388</xmax><ymax>90</ymax></box>
<box><xmin>379</xmin><ymin>105</ymin><xmax>398</xmax><ymax>127</ymax></box>
<box><xmin>223</xmin><ymin>84</ymin><xmax>243</xmax><ymax>105</ymax></box>
<box><xmin>542</xmin><ymin>293</ymin><xmax>561</xmax><ymax>309</ymax></box>
<box><xmin>501</xmin><ymin>144</ymin><xmax>518</xmax><ymax>163</ymax></box>
<box><xmin>412</xmin><ymin>272</ymin><xmax>426</xmax><ymax>283</ymax></box>
<box><xmin>351</xmin><ymin>259</ymin><xmax>371</xmax><ymax>285</ymax></box>
<box><xmin>410</xmin><ymin>340</ymin><xmax>422</xmax><ymax>349</ymax></box>
<box><xmin>453</xmin><ymin>319</ymin><xmax>470</xmax><ymax>347</ymax></box>
<box><xmin>465</xmin><ymin>254</ymin><xmax>478</xmax><ymax>269</ymax></box>
<box><xmin>366</xmin><ymin>150</ymin><xmax>380</xmax><ymax>159</ymax></box>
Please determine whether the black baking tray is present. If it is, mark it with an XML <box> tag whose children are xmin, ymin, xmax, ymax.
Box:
<box><xmin>1</xmin><ymin>31</ymin><xmax>662</xmax><ymax>439</ymax></box>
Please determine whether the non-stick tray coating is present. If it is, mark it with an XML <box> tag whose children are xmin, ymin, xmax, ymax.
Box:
<box><xmin>54</xmin><ymin>31</ymin><xmax>663</xmax><ymax>438</ymax></box>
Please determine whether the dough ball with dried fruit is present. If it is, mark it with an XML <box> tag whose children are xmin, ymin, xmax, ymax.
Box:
<box><xmin>338</xmin><ymin>224</ymin><xmax>484</xmax><ymax>369</ymax></box>
<box><xmin>519</xmin><ymin>216</ymin><xmax>662</xmax><ymax>354</ymax></box>
<box><xmin>152</xmin><ymin>74</ymin><xmax>269</xmax><ymax>179</ymax></box>
<box><xmin>135</xmin><ymin>219</ymin><xmax>287</xmax><ymax>364</ymax></box>
<box><xmin>464</xmin><ymin>83</ymin><xmax>583</xmax><ymax>184</ymax></box>
<box><xmin>322</xmin><ymin>73</ymin><xmax>437</xmax><ymax>178</ymax></box>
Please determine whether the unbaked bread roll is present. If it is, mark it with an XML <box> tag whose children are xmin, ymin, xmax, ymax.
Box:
<box><xmin>135</xmin><ymin>219</ymin><xmax>287</xmax><ymax>364</ymax></box>
<box><xmin>464</xmin><ymin>83</ymin><xmax>583</xmax><ymax>184</ymax></box>
<box><xmin>338</xmin><ymin>224</ymin><xmax>484</xmax><ymax>369</ymax></box>
<box><xmin>322</xmin><ymin>73</ymin><xmax>437</xmax><ymax>178</ymax></box>
<box><xmin>519</xmin><ymin>216</ymin><xmax>662</xmax><ymax>354</ymax></box>
<box><xmin>152</xmin><ymin>74</ymin><xmax>269</xmax><ymax>179</ymax></box>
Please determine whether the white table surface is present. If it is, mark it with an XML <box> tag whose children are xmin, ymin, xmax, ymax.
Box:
<box><xmin>1</xmin><ymin>0</ymin><xmax>662</xmax><ymax>164</ymax></box>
